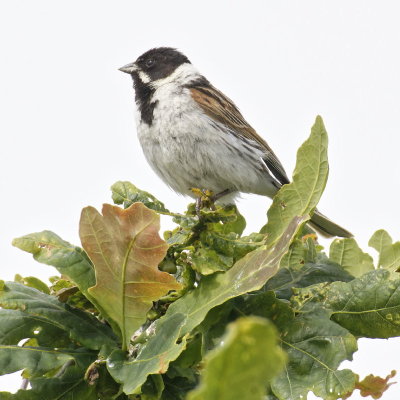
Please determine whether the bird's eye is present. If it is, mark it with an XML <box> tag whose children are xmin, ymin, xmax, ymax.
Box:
<box><xmin>145</xmin><ymin>58</ymin><xmax>155</xmax><ymax>67</ymax></box>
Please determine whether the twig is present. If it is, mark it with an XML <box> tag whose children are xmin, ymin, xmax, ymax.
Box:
<box><xmin>20</xmin><ymin>378</ymin><xmax>29</xmax><ymax>390</ymax></box>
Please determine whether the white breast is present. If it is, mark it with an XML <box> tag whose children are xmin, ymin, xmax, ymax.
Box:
<box><xmin>135</xmin><ymin>65</ymin><xmax>279</xmax><ymax>200</ymax></box>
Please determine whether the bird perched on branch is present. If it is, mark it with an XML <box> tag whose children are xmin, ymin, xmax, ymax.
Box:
<box><xmin>119</xmin><ymin>47</ymin><xmax>351</xmax><ymax>238</ymax></box>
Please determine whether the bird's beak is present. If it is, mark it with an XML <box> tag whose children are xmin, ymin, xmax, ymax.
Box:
<box><xmin>119</xmin><ymin>62</ymin><xmax>137</xmax><ymax>74</ymax></box>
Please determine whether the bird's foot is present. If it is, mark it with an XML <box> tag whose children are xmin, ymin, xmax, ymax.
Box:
<box><xmin>190</xmin><ymin>188</ymin><xmax>234</xmax><ymax>218</ymax></box>
<box><xmin>191</xmin><ymin>188</ymin><xmax>215</xmax><ymax>218</ymax></box>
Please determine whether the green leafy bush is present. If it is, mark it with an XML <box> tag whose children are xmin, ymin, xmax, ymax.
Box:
<box><xmin>1</xmin><ymin>117</ymin><xmax>398</xmax><ymax>399</ymax></box>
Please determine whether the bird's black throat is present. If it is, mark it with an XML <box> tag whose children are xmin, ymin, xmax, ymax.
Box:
<box><xmin>132</xmin><ymin>73</ymin><xmax>157</xmax><ymax>126</ymax></box>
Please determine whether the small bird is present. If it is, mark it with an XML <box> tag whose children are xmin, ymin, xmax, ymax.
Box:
<box><xmin>119</xmin><ymin>47</ymin><xmax>351</xmax><ymax>237</ymax></box>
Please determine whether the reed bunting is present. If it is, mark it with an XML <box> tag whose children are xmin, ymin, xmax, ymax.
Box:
<box><xmin>119</xmin><ymin>47</ymin><xmax>351</xmax><ymax>237</ymax></box>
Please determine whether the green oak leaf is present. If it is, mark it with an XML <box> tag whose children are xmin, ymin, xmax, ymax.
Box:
<box><xmin>14</xmin><ymin>275</ymin><xmax>50</xmax><ymax>294</ymax></box>
<box><xmin>187</xmin><ymin>317</ymin><xmax>286</xmax><ymax>400</ymax></box>
<box><xmin>233</xmin><ymin>292</ymin><xmax>356</xmax><ymax>400</ymax></box>
<box><xmin>264</xmin><ymin>261</ymin><xmax>353</xmax><ymax>300</ymax></box>
<box><xmin>207</xmin><ymin>205</ymin><xmax>246</xmax><ymax>236</ymax></box>
<box><xmin>161</xmin><ymin>375</ymin><xmax>197</xmax><ymax>400</ymax></box>
<box><xmin>12</xmin><ymin>231</ymin><xmax>95</xmax><ymax>292</ymax></box>
<box><xmin>0</xmin><ymin>361</ymin><xmax>98</xmax><ymax>400</ymax></box>
<box><xmin>0</xmin><ymin>282</ymin><xmax>117</xmax><ymax>350</ymax></box>
<box><xmin>188</xmin><ymin>247</ymin><xmax>233</xmax><ymax>275</ymax></box>
<box><xmin>140</xmin><ymin>374</ymin><xmax>165</xmax><ymax>400</ymax></box>
<box><xmin>195</xmin><ymin>301</ymin><xmax>236</xmax><ymax>354</ymax></box>
<box><xmin>329</xmin><ymin>238</ymin><xmax>374</xmax><ymax>277</ymax></box>
<box><xmin>111</xmin><ymin>181</ymin><xmax>169</xmax><ymax>212</ymax></box>
<box><xmin>325</xmin><ymin>269</ymin><xmax>400</xmax><ymax>338</ymax></box>
<box><xmin>235</xmin><ymin>291</ymin><xmax>295</xmax><ymax>328</ymax></box>
<box><xmin>168</xmin><ymin>334</ymin><xmax>202</xmax><ymax>373</ymax></box>
<box><xmin>10</xmin><ymin>231</ymin><xmax>117</xmax><ymax>331</ymax></box>
<box><xmin>279</xmin><ymin>239</ymin><xmax>310</xmax><ymax>269</ymax></box>
<box><xmin>0</xmin><ymin>309</ymin><xmax>69</xmax><ymax>348</ymax></box>
<box><xmin>107</xmin><ymin>313</ymin><xmax>187</xmax><ymax>395</ymax></box>
<box><xmin>271</xmin><ymin>310</ymin><xmax>357</xmax><ymax>400</ymax></box>
<box><xmin>0</xmin><ymin>345</ymin><xmax>95</xmax><ymax>378</ymax></box>
<box><xmin>369</xmin><ymin>229</ymin><xmax>400</xmax><ymax>272</ymax></box>
<box><xmin>200</xmin><ymin>231</ymin><xmax>266</xmax><ymax>262</ymax></box>
<box><xmin>95</xmin><ymin>363</ymin><xmax>130</xmax><ymax>400</ymax></box>
<box><xmin>262</xmin><ymin>116</ymin><xmax>329</xmax><ymax>246</ymax></box>
<box><xmin>271</xmin><ymin>313</ymin><xmax>357</xmax><ymax>400</ymax></box>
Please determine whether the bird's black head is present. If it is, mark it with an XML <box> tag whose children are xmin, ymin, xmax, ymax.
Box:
<box><xmin>119</xmin><ymin>47</ymin><xmax>191</xmax><ymax>82</ymax></box>
<box><xmin>119</xmin><ymin>48</ymin><xmax>192</xmax><ymax>126</ymax></box>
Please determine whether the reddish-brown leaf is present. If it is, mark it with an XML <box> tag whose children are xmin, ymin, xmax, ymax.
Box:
<box><xmin>343</xmin><ymin>370</ymin><xmax>397</xmax><ymax>399</ymax></box>
<box><xmin>356</xmin><ymin>370</ymin><xmax>396</xmax><ymax>399</ymax></box>
<box><xmin>79</xmin><ymin>203</ymin><xmax>181</xmax><ymax>349</ymax></box>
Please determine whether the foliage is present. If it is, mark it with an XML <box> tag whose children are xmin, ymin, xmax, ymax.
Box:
<box><xmin>344</xmin><ymin>370</ymin><xmax>397</xmax><ymax>399</ymax></box>
<box><xmin>1</xmin><ymin>116</ymin><xmax>398</xmax><ymax>399</ymax></box>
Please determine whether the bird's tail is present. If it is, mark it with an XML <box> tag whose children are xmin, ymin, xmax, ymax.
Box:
<box><xmin>309</xmin><ymin>209</ymin><xmax>353</xmax><ymax>238</ymax></box>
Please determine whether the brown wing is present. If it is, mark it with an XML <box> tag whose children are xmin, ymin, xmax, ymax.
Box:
<box><xmin>189</xmin><ymin>84</ymin><xmax>290</xmax><ymax>186</ymax></box>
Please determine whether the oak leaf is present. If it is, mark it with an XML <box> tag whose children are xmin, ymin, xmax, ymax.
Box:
<box><xmin>80</xmin><ymin>203</ymin><xmax>181</xmax><ymax>349</ymax></box>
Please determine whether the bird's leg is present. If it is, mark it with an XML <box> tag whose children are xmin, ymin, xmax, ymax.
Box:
<box><xmin>191</xmin><ymin>188</ymin><xmax>233</xmax><ymax>217</ymax></box>
<box><xmin>210</xmin><ymin>188</ymin><xmax>233</xmax><ymax>203</ymax></box>
<box><xmin>191</xmin><ymin>188</ymin><xmax>214</xmax><ymax>218</ymax></box>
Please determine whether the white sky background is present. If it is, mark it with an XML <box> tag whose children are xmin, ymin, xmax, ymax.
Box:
<box><xmin>1</xmin><ymin>1</ymin><xmax>400</xmax><ymax>398</ymax></box>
